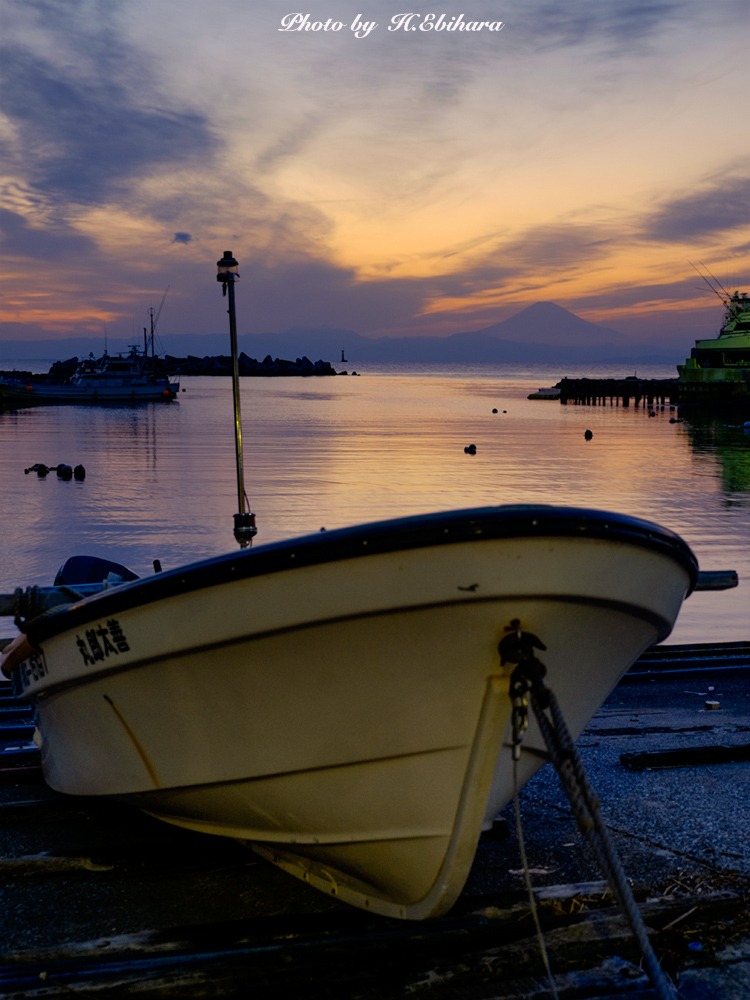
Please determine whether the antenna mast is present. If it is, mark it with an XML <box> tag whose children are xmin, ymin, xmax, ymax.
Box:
<box><xmin>688</xmin><ymin>260</ymin><xmax>730</xmax><ymax>302</ymax></box>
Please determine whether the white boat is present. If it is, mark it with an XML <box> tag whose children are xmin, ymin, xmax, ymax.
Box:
<box><xmin>1</xmin><ymin>504</ymin><xmax>706</xmax><ymax>920</ymax></box>
<box><xmin>0</xmin><ymin>308</ymin><xmax>179</xmax><ymax>405</ymax></box>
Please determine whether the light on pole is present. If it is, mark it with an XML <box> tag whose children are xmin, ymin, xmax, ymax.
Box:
<box><xmin>216</xmin><ymin>250</ymin><xmax>257</xmax><ymax>548</ymax></box>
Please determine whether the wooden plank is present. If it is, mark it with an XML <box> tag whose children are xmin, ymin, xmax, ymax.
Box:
<box><xmin>621</xmin><ymin>744</ymin><xmax>750</xmax><ymax>770</ymax></box>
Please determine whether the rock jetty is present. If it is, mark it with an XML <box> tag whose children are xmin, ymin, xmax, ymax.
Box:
<box><xmin>1</xmin><ymin>354</ymin><xmax>345</xmax><ymax>383</ymax></box>
<box><xmin>162</xmin><ymin>353</ymin><xmax>343</xmax><ymax>376</ymax></box>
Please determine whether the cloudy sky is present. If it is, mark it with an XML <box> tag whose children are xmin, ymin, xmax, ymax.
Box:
<box><xmin>0</xmin><ymin>0</ymin><xmax>748</xmax><ymax>350</ymax></box>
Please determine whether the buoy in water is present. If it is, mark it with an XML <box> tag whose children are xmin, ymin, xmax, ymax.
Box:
<box><xmin>464</xmin><ymin>443</ymin><xmax>477</xmax><ymax>454</ymax></box>
<box><xmin>74</xmin><ymin>464</ymin><xmax>86</xmax><ymax>481</ymax></box>
<box><xmin>56</xmin><ymin>464</ymin><xmax>73</xmax><ymax>480</ymax></box>
<box><xmin>584</xmin><ymin>429</ymin><xmax>593</xmax><ymax>441</ymax></box>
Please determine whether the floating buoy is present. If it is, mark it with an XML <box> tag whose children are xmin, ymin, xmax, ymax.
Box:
<box><xmin>584</xmin><ymin>429</ymin><xmax>593</xmax><ymax>441</ymax></box>
<box><xmin>24</xmin><ymin>461</ymin><xmax>86</xmax><ymax>479</ymax></box>
<box><xmin>464</xmin><ymin>444</ymin><xmax>477</xmax><ymax>455</ymax></box>
<box><xmin>492</xmin><ymin>408</ymin><xmax>498</xmax><ymax>414</ymax></box>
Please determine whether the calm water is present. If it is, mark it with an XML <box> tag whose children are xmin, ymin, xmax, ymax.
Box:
<box><xmin>0</xmin><ymin>361</ymin><xmax>747</xmax><ymax>644</ymax></box>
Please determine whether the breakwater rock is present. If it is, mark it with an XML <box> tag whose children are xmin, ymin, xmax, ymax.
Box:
<box><xmin>1</xmin><ymin>354</ymin><xmax>345</xmax><ymax>382</ymax></box>
<box><xmin>162</xmin><ymin>353</ymin><xmax>343</xmax><ymax>376</ymax></box>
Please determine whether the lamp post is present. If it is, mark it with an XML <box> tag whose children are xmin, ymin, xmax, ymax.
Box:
<box><xmin>216</xmin><ymin>250</ymin><xmax>257</xmax><ymax>548</ymax></box>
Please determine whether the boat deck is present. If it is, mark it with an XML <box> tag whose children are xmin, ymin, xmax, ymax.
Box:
<box><xmin>2</xmin><ymin>643</ymin><xmax>749</xmax><ymax>998</ymax></box>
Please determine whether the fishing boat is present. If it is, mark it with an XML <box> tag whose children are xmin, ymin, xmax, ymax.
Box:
<box><xmin>0</xmin><ymin>504</ymin><xmax>719</xmax><ymax>921</ymax></box>
<box><xmin>676</xmin><ymin>288</ymin><xmax>750</xmax><ymax>410</ymax></box>
<box><xmin>0</xmin><ymin>254</ymin><xmax>736</xmax><ymax>922</ymax></box>
<box><xmin>0</xmin><ymin>308</ymin><xmax>179</xmax><ymax>405</ymax></box>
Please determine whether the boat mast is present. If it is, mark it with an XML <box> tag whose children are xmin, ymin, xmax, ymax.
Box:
<box><xmin>146</xmin><ymin>308</ymin><xmax>156</xmax><ymax>360</ymax></box>
<box><xmin>216</xmin><ymin>251</ymin><xmax>257</xmax><ymax>548</ymax></box>
<box><xmin>147</xmin><ymin>287</ymin><xmax>170</xmax><ymax>364</ymax></box>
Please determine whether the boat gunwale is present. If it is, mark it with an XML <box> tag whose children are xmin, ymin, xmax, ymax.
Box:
<box><xmin>22</xmin><ymin>505</ymin><xmax>699</xmax><ymax>645</ymax></box>
<box><xmin>26</xmin><ymin>591</ymin><xmax>678</xmax><ymax>701</ymax></box>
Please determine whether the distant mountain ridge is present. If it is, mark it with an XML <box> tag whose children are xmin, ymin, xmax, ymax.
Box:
<box><xmin>0</xmin><ymin>301</ymin><xmax>680</xmax><ymax>364</ymax></box>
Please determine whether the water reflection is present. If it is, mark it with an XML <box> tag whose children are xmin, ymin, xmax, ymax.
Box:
<box><xmin>683</xmin><ymin>416</ymin><xmax>750</xmax><ymax>499</ymax></box>
<box><xmin>0</xmin><ymin>368</ymin><xmax>747</xmax><ymax>645</ymax></box>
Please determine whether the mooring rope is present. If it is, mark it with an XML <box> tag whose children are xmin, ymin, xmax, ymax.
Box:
<box><xmin>510</xmin><ymin>657</ymin><xmax>679</xmax><ymax>1000</ymax></box>
<box><xmin>512</xmin><ymin>755</ymin><xmax>560</xmax><ymax>999</ymax></box>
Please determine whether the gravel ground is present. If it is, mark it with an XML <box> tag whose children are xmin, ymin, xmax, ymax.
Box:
<box><xmin>2</xmin><ymin>668</ymin><xmax>749</xmax><ymax>997</ymax></box>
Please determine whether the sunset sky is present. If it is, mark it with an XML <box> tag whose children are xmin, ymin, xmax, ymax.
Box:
<box><xmin>1</xmin><ymin>0</ymin><xmax>748</xmax><ymax>351</ymax></box>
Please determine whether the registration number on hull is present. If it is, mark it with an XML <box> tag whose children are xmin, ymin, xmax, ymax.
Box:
<box><xmin>15</xmin><ymin>650</ymin><xmax>48</xmax><ymax>692</ymax></box>
<box><xmin>14</xmin><ymin>617</ymin><xmax>132</xmax><ymax>694</ymax></box>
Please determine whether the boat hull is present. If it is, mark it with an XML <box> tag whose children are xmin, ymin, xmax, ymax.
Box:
<box><xmin>676</xmin><ymin>290</ymin><xmax>750</xmax><ymax>411</ymax></box>
<box><xmin>0</xmin><ymin>380</ymin><xmax>178</xmax><ymax>404</ymax></box>
<box><xmin>12</xmin><ymin>506</ymin><xmax>697</xmax><ymax>919</ymax></box>
<box><xmin>675</xmin><ymin>366</ymin><xmax>750</xmax><ymax>410</ymax></box>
